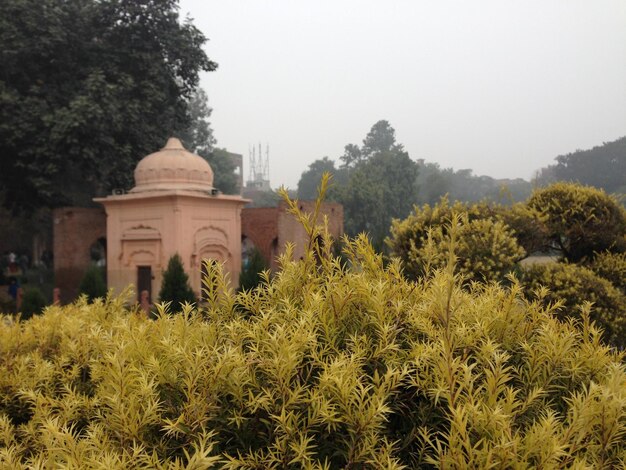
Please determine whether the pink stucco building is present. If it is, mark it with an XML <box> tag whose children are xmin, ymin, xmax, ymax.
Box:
<box><xmin>95</xmin><ymin>138</ymin><xmax>247</xmax><ymax>302</ymax></box>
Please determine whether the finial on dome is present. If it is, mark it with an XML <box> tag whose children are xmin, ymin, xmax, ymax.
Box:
<box><xmin>130</xmin><ymin>136</ymin><xmax>214</xmax><ymax>193</ymax></box>
<box><xmin>163</xmin><ymin>137</ymin><xmax>185</xmax><ymax>150</ymax></box>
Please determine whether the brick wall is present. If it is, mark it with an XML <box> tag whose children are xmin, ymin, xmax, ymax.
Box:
<box><xmin>53</xmin><ymin>207</ymin><xmax>106</xmax><ymax>303</ymax></box>
<box><xmin>242</xmin><ymin>201</ymin><xmax>343</xmax><ymax>270</ymax></box>
<box><xmin>241</xmin><ymin>207</ymin><xmax>279</xmax><ymax>269</ymax></box>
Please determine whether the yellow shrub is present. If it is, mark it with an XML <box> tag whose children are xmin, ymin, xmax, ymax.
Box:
<box><xmin>1</xmin><ymin>182</ymin><xmax>625</xmax><ymax>468</ymax></box>
<box><xmin>387</xmin><ymin>198</ymin><xmax>526</xmax><ymax>282</ymax></box>
<box><xmin>521</xmin><ymin>262</ymin><xmax>626</xmax><ymax>347</ymax></box>
<box><xmin>527</xmin><ymin>182</ymin><xmax>626</xmax><ymax>262</ymax></box>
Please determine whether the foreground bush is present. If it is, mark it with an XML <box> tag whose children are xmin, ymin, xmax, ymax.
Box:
<box><xmin>1</xmin><ymin>193</ymin><xmax>626</xmax><ymax>467</ymax></box>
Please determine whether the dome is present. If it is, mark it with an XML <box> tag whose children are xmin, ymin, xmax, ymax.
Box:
<box><xmin>130</xmin><ymin>137</ymin><xmax>214</xmax><ymax>193</ymax></box>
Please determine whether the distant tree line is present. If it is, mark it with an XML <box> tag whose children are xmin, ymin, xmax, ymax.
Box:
<box><xmin>297</xmin><ymin>121</ymin><xmax>535</xmax><ymax>250</ymax></box>
<box><xmin>298</xmin><ymin>122</ymin><xmax>625</xmax><ymax>250</ymax></box>
<box><xmin>534</xmin><ymin>136</ymin><xmax>626</xmax><ymax>196</ymax></box>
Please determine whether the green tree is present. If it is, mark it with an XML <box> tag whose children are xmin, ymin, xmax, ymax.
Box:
<box><xmin>206</xmin><ymin>149</ymin><xmax>240</xmax><ymax>195</ymax></box>
<box><xmin>552</xmin><ymin>136</ymin><xmax>626</xmax><ymax>194</ymax></box>
<box><xmin>158</xmin><ymin>253</ymin><xmax>196</xmax><ymax>311</ymax></box>
<box><xmin>179</xmin><ymin>88</ymin><xmax>217</xmax><ymax>156</ymax></box>
<box><xmin>335</xmin><ymin>121</ymin><xmax>419</xmax><ymax>250</ymax></box>
<box><xmin>338</xmin><ymin>143</ymin><xmax>363</xmax><ymax>169</ymax></box>
<box><xmin>415</xmin><ymin>161</ymin><xmax>452</xmax><ymax>205</ymax></box>
<box><xmin>297</xmin><ymin>157</ymin><xmax>339</xmax><ymax>200</ymax></box>
<box><xmin>20</xmin><ymin>287</ymin><xmax>47</xmax><ymax>320</ymax></box>
<box><xmin>340</xmin><ymin>149</ymin><xmax>419</xmax><ymax>250</ymax></box>
<box><xmin>361</xmin><ymin>119</ymin><xmax>403</xmax><ymax>157</ymax></box>
<box><xmin>0</xmin><ymin>0</ymin><xmax>216</xmax><ymax>213</ymax></box>
<box><xmin>296</xmin><ymin>121</ymin><xmax>419</xmax><ymax>250</ymax></box>
<box><xmin>79</xmin><ymin>265</ymin><xmax>107</xmax><ymax>303</ymax></box>
<box><xmin>415</xmin><ymin>161</ymin><xmax>531</xmax><ymax>206</ymax></box>
<box><xmin>239</xmin><ymin>247</ymin><xmax>268</xmax><ymax>291</ymax></box>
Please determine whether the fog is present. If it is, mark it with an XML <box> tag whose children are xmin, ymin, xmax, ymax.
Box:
<box><xmin>179</xmin><ymin>0</ymin><xmax>626</xmax><ymax>188</ymax></box>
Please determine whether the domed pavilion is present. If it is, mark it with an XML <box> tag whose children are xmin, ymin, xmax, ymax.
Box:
<box><xmin>95</xmin><ymin>138</ymin><xmax>247</xmax><ymax>302</ymax></box>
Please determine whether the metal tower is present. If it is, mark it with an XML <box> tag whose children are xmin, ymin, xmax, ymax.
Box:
<box><xmin>246</xmin><ymin>143</ymin><xmax>271</xmax><ymax>191</ymax></box>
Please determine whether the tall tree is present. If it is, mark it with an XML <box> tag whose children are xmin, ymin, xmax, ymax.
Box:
<box><xmin>297</xmin><ymin>157</ymin><xmax>339</xmax><ymax>200</ymax></box>
<box><xmin>0</xmin><ymin>0</ymin><xmax>216</xmax><ymax>213</ymax></box>
<box><xmin>340</xmin><ymin>149</ymin><xmax>419</xmax><ymax>250</ymax></box>
<box><xmin>361</xmin><ymin>119</ymin><xmax>403</xmax><ymax>158</ymax></box>
<box><xmin>339</xmin><ymin>144</ymin><xmax>363</xmax><ymax>169</ymax></box>
<box><xmin>179</xmin><ymin>88</ymin><xmax>217</xmax><ymax>156</ymax></box>
<box><xmin>207</xmin><ymin>149</ymin><xmax>240</xmax><ymax>195</ymax></box>
<box><xmin>296</xmin><ymin>120</ymin><xmax>419</xmax><ymax>250</ymax></box>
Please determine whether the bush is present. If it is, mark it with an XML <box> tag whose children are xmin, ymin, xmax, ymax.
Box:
<box><xmin>387</xmin><ymin>199</ymin><xmax>525</xmax><ymax>282</ymax></box>
<box><xmin>494</xmin><ymin>202</ymin><xmax>548</xmax><ymax>255</ymax></box>
<box><xmin>526</xmin><ymin>182</ymin><xmax>626</xmax><ymax>262</ymax></box>
<box><xmin>1</xmin><ymin>193</ymin><xmax>625</xmax><ymax>467</ymax></box>
<box><xmin>19</xmin><ymin>287</ymin><xmax>47</xmax><ymax>320</ymax></box>
<box><xmin>521</xmin><ymin>262</ymin><xmax>626</xmax><ymax>347</ymax></box>
<box><xmin>78</xmin><ymin>265</ymin><xmax>107</xmax><ymax>302</ymax></box>
<box><xmin>588</xmin><ymin>250</ymin><xmax>626</xmax><ymax>294</ymax></box>
<box><xmin>158</xmin><ymin>253</ymin><xmax>196</xmax><ymax>312</ymax></box>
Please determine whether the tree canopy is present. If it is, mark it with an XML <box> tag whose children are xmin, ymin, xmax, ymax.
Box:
<box><xmin>340</xmin><ymin>148</ymin><xmax>419</xmax><ymax>250</ymax></box>
<box><xmin>0</xmin><ymin>0</ymin><xmax>216</xmax><ymax>213</ymax></box>
<box><xmin>297</xmin><ymin>157</ymin><xmax>341</xmax><ymax>200</ymax></box>
<box><xmin>415</xmin><ymin>162</ymin><xmax>532</xmax><ymax>206</ymax></box>
<box><xmin>179</xmin><ymin>88</ymin><xmax>217</xmax><ymax>157</ymax></box>
<box><xmin>541</xmin><ymin>137</ymin><xmax>626</xmax><ymax>195</ymax></box>
<box><xmin>297</xmin><ymin>120</ymin><xmax>419</xmax><ymax>250</ymax></box>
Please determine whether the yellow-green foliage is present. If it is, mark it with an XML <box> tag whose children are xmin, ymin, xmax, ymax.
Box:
<box><xmin>494</xmin><ymin>202</ymin><xmax>548</xmax><ymax>255</ymax></box>
<box><xmin>588</xmin><ymin>250</ymin><xmax>626</xmax><ymax>294</ymax></box>
<box><xmin>521</xmin><ymin>262</ymin><xmax>626</xmax><ymax>347</ymax></box>
<box><xmin>1</xmin><ymin>182</ymin><xmax>626</xmax><ymax>468</ymax></box>
<box><xmin>387</xmin><ymin>198</ymin><xmax>525</xmax><ymax>282</ymax></box>
<box><xmin>527</xmin><ymin>182</ymin><xmax>626</xmax><ymax>262</ymax></box>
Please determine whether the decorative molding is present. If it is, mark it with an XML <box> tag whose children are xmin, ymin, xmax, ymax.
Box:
<box><xmin>122</xmin><ymin>224</ymin><xmax>161</xmax><ymax>240</ymax></box>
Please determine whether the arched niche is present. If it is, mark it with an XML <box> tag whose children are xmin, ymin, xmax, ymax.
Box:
<box><xmin>120</xmin><ymin>225</ymin><xmax>161</xmax><ymax>267</ymax></box>
<box><xmin>191</xmin><ymin>226</ymin><xmax>230</xmax><ymax>268</ymax></box>
<box><xmin>89</xmin><ymin>236</ymin><xmax>107</xmax><ymax>267</ymax></box>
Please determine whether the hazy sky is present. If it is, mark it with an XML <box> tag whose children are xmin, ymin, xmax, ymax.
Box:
<box><xmin>179</xmin><ymin>0</ymin><xmax>626</xmax><ymax>189</ymax></box>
